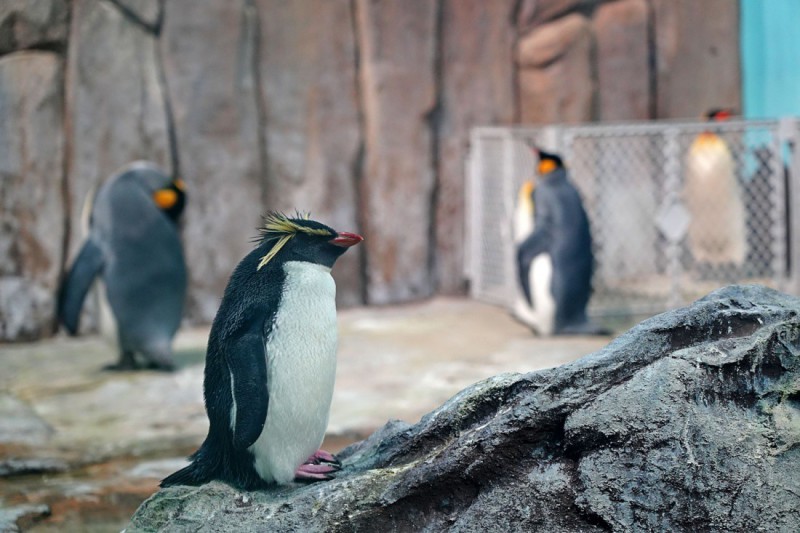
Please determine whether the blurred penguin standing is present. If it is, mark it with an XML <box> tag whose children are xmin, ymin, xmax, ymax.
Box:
<box><xmin>58</xmin><ymin>162</ymin><xmax>187</xmax><ymax>371</ymax></box>
<box><xmin>684</xmin><ymin>109</ymin><xmax>746</xmax><ymax>267</ymax></box>
<box><xmin>513</xmin><ymin>146</ymin><xmax>602</xmax><ymax>336</ymax></box>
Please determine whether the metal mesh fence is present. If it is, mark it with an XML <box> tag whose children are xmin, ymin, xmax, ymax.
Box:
<box><xmin>466</xmin><ymin>118</ymin><xmax>800</xmax><ymax>320</ymax></box>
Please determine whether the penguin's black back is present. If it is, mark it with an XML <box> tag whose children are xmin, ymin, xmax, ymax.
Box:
<box><xmin>531</xmin><ymin>169</ymin><xmax>593</xmax><ymax>330</ymax></box>
<box><xmin>163</xmin><ymin>245</ymin><xmax>285</xmax><ymax>490</ymax></box>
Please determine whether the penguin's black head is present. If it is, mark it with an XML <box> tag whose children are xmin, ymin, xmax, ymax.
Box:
<box><xmin>705</xmin><ymin>108</ymin><xmax>734</xmax><ymax>122</ymax></box>
<box><xmin>527</xmin><ymin>143</ymin><xmax>564</xmax><ymax>175</ymax></box>
<box><xmin>255</xmin><ymin>212</ymin><xmax>363</xmax><ymax>270</ymax></box>
<box><xmin>152</xmin><ymin>179</ymin><xmax>187</xmax><ymax>223</ymax></box>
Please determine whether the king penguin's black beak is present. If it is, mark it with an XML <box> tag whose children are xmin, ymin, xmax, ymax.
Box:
<box><xmin>330</xmin><ymin>232</ymin><xmax>364</xmax><ymax>248</ymax></box>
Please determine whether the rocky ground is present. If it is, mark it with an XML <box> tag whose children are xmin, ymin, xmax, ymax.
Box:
<box><xmin>0</xmin><ymin>297</ymin><xmax>612</xmax><ymax>531</ymax></box>
<box><xmin>127</xmin><ymin>285</ymin><xmax>800</xmax><ymax>532</ymax></box>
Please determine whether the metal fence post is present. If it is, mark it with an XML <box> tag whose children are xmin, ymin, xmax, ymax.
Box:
<box><xmin>663</xmin><ymin>127</ymin><xmax>683</xmax><ymax>309</ymax></box>
<box><xmin>787</xmin><ymin>119</ymin><xmax>800</xmax><ymax>294</ymax></box>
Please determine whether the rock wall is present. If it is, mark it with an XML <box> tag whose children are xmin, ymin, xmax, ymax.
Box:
<box><xmin>0</xmin><ymin>0</ymin><xmax>742</xmax><ymax>339</ymax></box>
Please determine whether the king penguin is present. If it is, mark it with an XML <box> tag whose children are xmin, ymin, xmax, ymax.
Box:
<box><xmin>161</xmin><ymin>212</ymin><xmax>363</xmax><ymax>490</ymax></box>
<box><xmin>684</xmin><ymin>108</ymin><xmax>746</xmax><ymax>268</ymax></box>
<box><xmin>58</xmin><ymin>162</ymin><xmax>187</xmax><ymax>371</ymax></box>
<box><xmin>512</xmin><ymin>146</ymin><xmax>602</xmax><ymax>336</ymax></box>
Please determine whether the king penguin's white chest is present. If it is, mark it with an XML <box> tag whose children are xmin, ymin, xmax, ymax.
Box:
<box><xmin>249</xmin><ymin>260</ymin><xmax>338</xmax><ymax>484</ymax></box>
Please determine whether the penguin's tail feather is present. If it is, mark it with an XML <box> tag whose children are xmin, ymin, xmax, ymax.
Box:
<box><xmin>160</xmin><ymin>462</ymin><xmax>207</xmax><ymax>488</ymax></box>
<box><xmin>160</xmin><ymin>441</ymin><xmax>219</xmax><ymax>488</ymax></box>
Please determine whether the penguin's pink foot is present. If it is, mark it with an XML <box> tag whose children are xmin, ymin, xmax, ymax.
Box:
<box><xmin>294</xmin><ymin>462</ymin><xmax>339</xmax><ymax>481</ymax></box>
<box><xmin>306</xmin><ymin>449</ymin><xmax>340</xmax><ymax>466</ymax></box>
<box><xmin>294</xmin><ymin>450</ymin><xmax>341</xmax><ymax>481</ymax></box>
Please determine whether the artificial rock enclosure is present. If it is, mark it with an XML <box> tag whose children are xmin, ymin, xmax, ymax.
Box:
<box><xmin>129</xmin><ymin>285</ymin><xmax>800</xmax><ymax>532</ymax></box>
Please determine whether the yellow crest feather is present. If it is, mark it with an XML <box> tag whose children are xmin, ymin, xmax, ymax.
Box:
<box><xmin>255</xmin><ymin>212</ymin><xmax>334</xmax><ymax>270</ymax></box>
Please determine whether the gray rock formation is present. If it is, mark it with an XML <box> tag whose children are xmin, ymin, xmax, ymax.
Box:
<box><xmin>436</xmin><ymin>0</ymin><xmax>516</xmax><ymax>294</ymax></box>
<box><xmin>0</xmin><ymin>51</ymin><xmax>65</xmax><ymax>341</ymax></box>
<box><xmin>652</xmin><ymin>0</ymin><xmax>741</xmax><ymax>118</ymax></box>
<box><xmin>256</xmin><ymin>0</ymin><xmax>364</xmax><ymax>307</ymax></box>
<box><xmin>517</xmin><ymin>12</ymin><xmax>594</xmax><ymax>124</ymax></box>
<box><xmin>0</xmin><ymin>0</ymin><xmax>68</xmax><ymax>55</ymax></box>
<box><xmin>127</xmin><ymin>285</ymin><xmax>800</xmax><ymax>532</ymax></box>
<box><xmin>357</xmin><ymin>0</ymin><xmax>438</xmax><ymax>304</ymax></box>
<box><xmin>593</xmin><ymin>0</ymin><xmax>650</xmax><ymax>121</ymax></box>
<box><xmin>160</xmin><ymin>0</ymin><xmax>264</xmax><ymax>322</ymax></box>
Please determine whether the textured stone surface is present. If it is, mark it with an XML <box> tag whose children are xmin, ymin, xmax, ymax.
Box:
<box><xmin>65</xmin><ymin>0</ymin><xmax>170</xmax><ymax>270</ymax></box>
<box><xmin>256</xmin><ymin>0</ymin><xmax>364</xmax><ymax>307</ymax></box>
<box><xmin>357</xmin><ymin>0</ymin><xmax>438</xmax><ymax>304</ymax></box>
<box><xmin>652</xmin><ymin>0</ymin><xmax>741</xmax><ymax>118</ymax></box>
<box><xmin>0</xmin><ymin>52</ymin><xmax>65</xmax><ymax>341</ymax></box>
<box><xmin>0</xmin><ymin>0</ymin><xmax>69</xmax><ymax>55</ymax></box>
<box><xmin>517</xmin><ymin>13</ymin><xmax>594</xmax><ymax>123</ymax></box>
<box><xmin>0</xmin><ymin>504</ymin><xmax>50</xmax><ymax>532</ymax></box>
<box><xmin>594</xmin><ymin>0</ymin><xmax>650</xmax><ymax>120</ymax></box>
<box><xmin>161</xmin><ymin>0</ymin><xmax>264</xmax><ymax>322</ymax></box>
<box><xmin>435</xmin><ymin>0</ymin><xmax>516</xmax><ymax>294</ymax></box>
<box><xmin>129</xmin><ymin>285</ymin><xmax>800</xmax><ymax>532</ymax></box>
<box><xmin>0</xmin><ymin>393</ymin><xmax>53</xmax><ymax>446</ymax></box>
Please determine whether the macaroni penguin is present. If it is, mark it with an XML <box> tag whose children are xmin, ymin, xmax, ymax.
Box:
<box><xmin>161</xmin><ymin>213</ymin><xmax>362</xmax><ymax>490</ymax></box>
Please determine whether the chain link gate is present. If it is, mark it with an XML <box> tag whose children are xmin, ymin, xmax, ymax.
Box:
<box><xmin>465</xmin><ymin>118</ymin><xmax>800</xmax><ymax>321</ymax></box>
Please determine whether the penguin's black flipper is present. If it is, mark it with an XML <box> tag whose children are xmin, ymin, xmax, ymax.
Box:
<box><xmin>58</xmin><ymin>238</ymin><xmax>105</xmax><ymax>335</ymax></box>
<box><xmin>516</xmin><ymin>232</ymin><xmax>549</xmax><ymax>306</ymax></box>
<box><xmin>227</xmin><ymin>327</ymin><xmax>269</xmax><ymax>451</ymax></box>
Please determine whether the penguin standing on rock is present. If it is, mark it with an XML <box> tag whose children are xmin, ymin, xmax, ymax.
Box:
<box><xmin>513</xmin><ymin>146</ymin><xmax>602</xmax><ymax>336</ymax></box>
<box><xmin>58</xmin><ymin>162</ymin><xmax>187</xmax><ymax>371</ymax></box>
<box><xmin>161</xmin><ymin>212</ymin><xmax>363</xmax><ymax>490</ymax></box>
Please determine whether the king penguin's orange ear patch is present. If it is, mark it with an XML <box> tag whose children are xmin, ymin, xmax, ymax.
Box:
<box><xmin>173</xmin><ymin>179</ymin><xmax>186</xmax><ymax>191</ymax></box>
<box><xmin>538</xmin><ymin>159</ymin><xmax>557</xmax><ymax>175</ymax></box>
<box><xmin>153</xmin><ymin>189</ymin><xmax>178</xmax><ymax>209</ymax></box>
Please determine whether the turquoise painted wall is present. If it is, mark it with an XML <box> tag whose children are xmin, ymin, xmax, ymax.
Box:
<box><xmin>741</xmin><ymin>0</ymin><xmax>800</xmax><ymax>118</ymax></box>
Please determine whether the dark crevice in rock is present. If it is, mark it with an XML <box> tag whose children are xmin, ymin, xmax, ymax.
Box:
<box><xmin>510</xmin><ymin>0</ymin><xmax>523</xmax><ymax>123</ymax></box>
<box><xmin>646</xmin><ymin>0</ymin><xmax>658</xmax><ymax>119</ymax></box>
<box><xmin>105</xmin><ymin>0</ymin><xmax>160</xmax><ymax>35</ymax></box>
<box><xmin>587</xmin><ymin>17</ymin><xmax>600</xmax><ymax>121</ymax></box>
<box><xmin>153</xmin><ymin>1</ymin><xmax>180</xmax><ymax>180</ymax></box>
<box><xmin>349</xmin><ymin>0</ymin><xmax>368</xmax><ymax>305</ymax></box>
<box><xmin>56</xmin><ymin>0</ymin><xmax>76</xmax><ymax>335</ymax></box>
<box><xmin>581</xmin><ymin>509</ymin><xmax>614</xmax><ymax>532</ymax></box>
<box><xmin>425</xmin><ymin>0</ymin><xmax>444</xmax><ymax>292</ymax></box>
<box><xmin>246</xmin><ymin>0</ymin><xmax>271</xmax><ymax>209</ymax></box>
<box><xmin>0</xmin><ymin>41</ymin><xmax>66</xmax><ymax>57</ymax></box>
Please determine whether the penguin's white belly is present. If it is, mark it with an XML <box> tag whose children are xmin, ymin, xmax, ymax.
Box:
<box><xmin>513</xmin><ymin>253</ymin><xmax>555</xmax><ymax>336</ymax></box>
<box><xmin>249</xmin><ymin>261</ymin><xmax>338</xmax><ymax>484</ymax></box>
<box><xmin>94</xmin><ymin>280</ymin><xmax>118</xmax><ymax>344</ymax></box>
<box><xmin>530</xmin><ymin>254</ymin><xmax>555</xmax><ymax>335</ymax></box>
<box><xmin>684</xmin><ymin>137</ymin><xmax>746</xmax><ymax>265</ymax></box>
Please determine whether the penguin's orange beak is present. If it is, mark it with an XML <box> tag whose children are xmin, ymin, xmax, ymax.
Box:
<box><xmin>330</xmin><ymin>232</ymin><xmax>364</xmax><ymax>248</ymax></box>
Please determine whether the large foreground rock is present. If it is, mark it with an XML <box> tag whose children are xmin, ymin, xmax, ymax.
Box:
<box><xmin>128</xmin><ymin>285</ymin><xmax>800</xmax><ymax>531</ymax></box>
